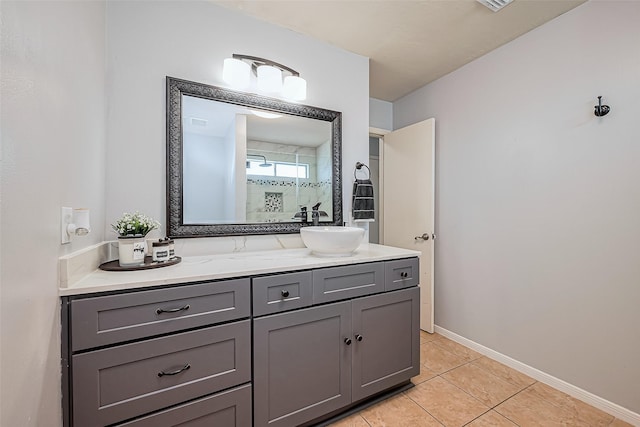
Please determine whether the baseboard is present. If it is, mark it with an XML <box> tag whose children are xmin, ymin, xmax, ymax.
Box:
<box><xmin>434</xmin><ymin>325</ymin><xmax>640</xmax><ymax>426</ymax></box>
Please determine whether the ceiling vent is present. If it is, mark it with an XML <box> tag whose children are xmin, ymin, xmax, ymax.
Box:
<box><xmin>190</xmin><ymin>117</ymin><xmax>208</xmax><ymax>127</ymax></box>
<box><xmin>477</xmin><ymin>0</ymin><xmax>514</xmax><ymax>12</ymax></box>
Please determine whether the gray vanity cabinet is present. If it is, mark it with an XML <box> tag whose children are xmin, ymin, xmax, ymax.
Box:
<box><xmin>253</xmin><ymin>282</ymin><xmax>420</xmax><ymax>427</ymax></box>
<box><xmin>62</xmin><ymin>256</ymin><xmax>420</xmax><ymax>427</ymax></box>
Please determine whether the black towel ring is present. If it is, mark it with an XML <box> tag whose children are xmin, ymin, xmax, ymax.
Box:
<box><xmin>355</xmin><ymin>162</ymin><xmax>370</xmax><ymax>180</ymax></box>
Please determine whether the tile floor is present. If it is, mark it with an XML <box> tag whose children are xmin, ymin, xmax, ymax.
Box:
<box><xmin>330</xmin><ymin>332</ymin><xmax>633</xmax><ymax>427</ymax></box>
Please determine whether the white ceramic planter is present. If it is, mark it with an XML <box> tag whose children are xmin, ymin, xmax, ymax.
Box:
<box><xmin>118</xmin><ymin>236</ymin><xmax>146</xmax><ymax>267</ymax></box>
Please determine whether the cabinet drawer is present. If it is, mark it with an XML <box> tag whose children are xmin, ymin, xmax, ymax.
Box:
<box><xmin>253</xmin><ymin>271</ymin><xmax>312</xmax><ymax>316</ymax></box>
<box><xmin>70</xmin><ymin>278</ymin><xmax>250</xmax><ymax>351</ymax></box>
<box><xmin>385</xmin><ymin>257</ymin><xmax>420</xmax><ymax>291</ymax></box>
<box><xmin>312</xmin><ymin>262</ymin><xmax>385</xmax><ymax>304</ymax></box>
<box><xmin>116</xmin><ymin>384</ymin><xmax>251</xmax><ymax>427</ymax></box>
<box><xmin>72</xmin><ymin>320</ymin><xmax>251</xmax><ymax>427</ymax></box>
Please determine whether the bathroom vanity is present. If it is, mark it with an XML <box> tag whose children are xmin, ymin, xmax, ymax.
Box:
<box><xmin>60</xmin><ymin>245</ymin><xmax>420</xmax><ymax>427</ymax></box>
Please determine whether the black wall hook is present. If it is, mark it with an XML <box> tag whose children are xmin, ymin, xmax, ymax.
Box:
<box><xmin>594</xmin><ymin>96</ymin><xmax>610</xmax><ymax>117</ymax></box>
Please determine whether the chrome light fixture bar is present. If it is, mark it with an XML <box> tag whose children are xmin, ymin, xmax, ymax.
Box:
<box><xmin>223</xmin><ymin>54</ymin><xmax>307</xmax><ymax>101</ymax></box>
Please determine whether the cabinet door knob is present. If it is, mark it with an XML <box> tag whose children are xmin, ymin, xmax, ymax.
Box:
<box><xmin>281</xmin><ymin>290</ymin><xmax>290</xmax><ymax>298</ymax></box>
<box><xmin>344</xmin><ymin>337</ymin><xmax>352</xmax><ymax>345</ymax></box>
<box><xmin>355</xmin><ymin>334</ymin><xmax>363</xmax><ymax>342</ymax></box>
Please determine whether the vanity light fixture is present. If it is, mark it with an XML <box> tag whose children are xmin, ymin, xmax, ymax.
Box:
<box><xmin>222</xmin><ymin>54</ymin><xmax>307</xmax><ymax>101</ymax></box>
<box><xmin>61</xmin><ymin>207</ymin><xmax>91</xmax><ymax>244</ymax></box>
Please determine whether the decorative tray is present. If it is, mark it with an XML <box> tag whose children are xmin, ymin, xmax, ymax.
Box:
<box><xmin>99</xmin><ymin>256</ymin><xmax>181</xmax><ymax>272</ymax></box>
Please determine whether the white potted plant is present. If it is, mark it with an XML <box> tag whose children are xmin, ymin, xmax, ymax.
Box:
<box><xmin>112</xmin><ymin>212</ymin><xmax>160</xmax><ymax>267</ymax></box>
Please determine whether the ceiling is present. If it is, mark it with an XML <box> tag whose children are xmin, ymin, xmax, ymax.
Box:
<box><xmin>213</xmin><ymin>0</ymin><xmax>586</xmax><ymax>101</ymax></box>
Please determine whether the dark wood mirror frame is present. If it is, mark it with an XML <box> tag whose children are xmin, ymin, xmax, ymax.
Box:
<box><xmin>166</xmin><ymin>76</ymin><xmax>343</xmax><ymax>238</ymax></box>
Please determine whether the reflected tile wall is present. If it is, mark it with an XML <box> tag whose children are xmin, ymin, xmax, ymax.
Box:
<box><xmin>246</xmin><ymin>179</ymin><xmax>330</xmax><ymax>222</ymax></box>
<box><xmin>245</xmin><ymin>140</ymin><xmax>334</xmax><ymax>223</ymax></box>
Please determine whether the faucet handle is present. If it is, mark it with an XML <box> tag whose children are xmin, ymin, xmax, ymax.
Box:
<box><xmin>312</xmin><ymin>202</ymin><xmax>321</xmax><ymax>210</ymax></box>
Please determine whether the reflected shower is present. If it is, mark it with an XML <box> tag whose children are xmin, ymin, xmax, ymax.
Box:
<box><xmin>246</xmin><ymin>154</ymin><xmax>272</xmax><ymax>168</ymax></box>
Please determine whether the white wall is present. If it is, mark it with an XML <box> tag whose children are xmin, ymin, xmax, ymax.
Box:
<box><xmin>105</xmin><ymin>1</ymin><xmax>369</xmax><ymax>237</ymax></box>
<box><xmin>0</xmin><ymin>1</ymin><xmax>107</xmax><ymax>425</ymax></box>
<box><xmin>394</xmin><ymin>1</ymin><xmax>640</xmax><ymax>414</ymax></box>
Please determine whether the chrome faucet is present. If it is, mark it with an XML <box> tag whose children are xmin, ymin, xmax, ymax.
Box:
<box><xmin>311</xmin><ymin>202</ymin><xmax>321</xmax><ymax>226</ymax></box>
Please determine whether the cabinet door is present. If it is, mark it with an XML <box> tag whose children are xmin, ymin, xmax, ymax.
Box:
<box><xmin>253</xmin><ymin>302</ymin><xmax>351</xmax><ymax>427</ymax></box>
<box><xmin>351</xmin><ymin>287</ymin><xmax>420</xmax><ymax>402</ymax></box>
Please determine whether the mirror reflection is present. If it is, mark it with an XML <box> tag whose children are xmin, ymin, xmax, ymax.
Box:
<box><xmin>182</xmin><ymin>95</ymin><xmax>333</xmax><ymax>224</ymax></box>
<box><xmin>166</xmin><ymin>77</ymin><xmax>343</xmax><ymax>238</ymax></box>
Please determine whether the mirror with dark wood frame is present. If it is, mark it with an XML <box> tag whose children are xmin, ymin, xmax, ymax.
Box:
<box><xmin>166</xmin><ymin>77</ymin><xmax>343</xmax><ymax>238</ymax></box>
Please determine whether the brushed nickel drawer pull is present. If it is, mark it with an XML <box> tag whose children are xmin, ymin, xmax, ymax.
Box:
<box><xmin>158</xmin><ymin>364</ymin><xmax>191</xmax><ymax>377</ymax></box>
<box><xmin>156</xmin><ymin>304</ymin><xmax>190</xmax><ymax>315</ymax></box>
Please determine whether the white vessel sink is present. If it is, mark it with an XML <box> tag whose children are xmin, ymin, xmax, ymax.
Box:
<box><xmin>300</xmin><ymin>226</ymin><xmax>365</xmax><ymax>257</ymax></box>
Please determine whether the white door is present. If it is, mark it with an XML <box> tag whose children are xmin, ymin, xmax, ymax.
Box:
<box><xmin>382</xmin><ymin>118</ymin><xmax>435</xmax><ymax>332</ymax></box>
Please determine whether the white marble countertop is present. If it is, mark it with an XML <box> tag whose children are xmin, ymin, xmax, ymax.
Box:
<box><xmin>59</xmin><ymin>243</ymin><xmax>420</xmax><ymax>296</ymax></box>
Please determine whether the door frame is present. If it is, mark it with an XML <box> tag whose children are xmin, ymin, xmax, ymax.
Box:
<box><xmin>369</xmin><ymin>127</ymin><xmax>390</xmax><ymax>243</ymax></box>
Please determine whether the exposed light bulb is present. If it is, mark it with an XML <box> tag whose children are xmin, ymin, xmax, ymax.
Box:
<box><xmin>257</xmin><ymin>65</ymin><xmax>283</xmax><ymax>93</ymax></box>
<box><xmin>283</xmin><ymin>75</ymin><xmax>307</xmax><ymax>101</ymax></box>
<box><xmin>223</xmin><ymin>57</ymin><xmax>250</xmax><ymax>90</ymax></box>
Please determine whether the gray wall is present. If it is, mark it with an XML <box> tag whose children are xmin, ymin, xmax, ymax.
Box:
<box><xmin>369</xmin><ymin>98</ymin><xmax>393</xmax><ymax>131</ymax></box>
<box><xmin>394</xmin><ymin>1</ymin><xmax>640</xmax><ymax>413</ymax></box>
<box><xmin>0</xmin><ymin>1</ymin><xmax>107</xmax><ymax>425</ymax></box>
